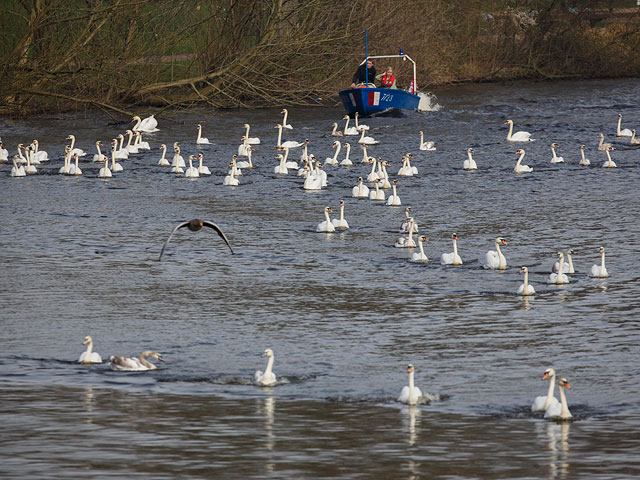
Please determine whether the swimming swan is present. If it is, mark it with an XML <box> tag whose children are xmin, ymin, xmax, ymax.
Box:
<box><xmin>185</xmin><ymin>155</ymin><xmax>200</xmax><ymax>178</ymax></box>
<box><xmin>274</xmin><ymin>124</ymin><xmax>303</xmax><ymax>149</ymax></box>
<box><xmin>549</xmin><ymin>252</ymin><xmax>570</xmax><ymax>284</ymax></box>
<box><xmin>579</xmin><ymin>145</ymin><xmax>590</xmax><ymax>166</ymax></box>
<box><xmin>550</xmin><ymin>143</ymin><xmax>564</xmax><ymax>163</ymax></box>
<box><xmin>553</xmin><ymin>249</ymin><xmax>574</xmax><ymax>274</ymax></box>
<box><xmin>419</xmin><ymin>131</ymin><xmax>436</xmax><ymax>151</ymax></box>
<box><xmin>410</xmin><ymin>236</ymin><xmax>429</xmax><ymax>262</ymax></box>
<box><xmin>395</xmin><ymin>218</ymin><xmax>416</xmax><ymax>248</ymax></box>
<box><xmin>590</xmin><ymin>246</ymin><xmax>609</xmax><ymax>278</ymax></box>
<box><xmin>398</xmin><ymin>364</ymin><xmax>424</xmax><ymax>405</ymax></box>
<box><xmin>196</xmin><ymin>124</ymin><xmax>210</xmax><ymax>144</ymax></box>
<box><xmin>255</xmin><ymin>348</ymin><xmax>277</xmax><ymax>386</ymax></box>
<box><xmin>463</xmin><ymin>148</ymin><xmax>477</xmax><ymax>170</ymax></box>
<box><xmin>325</xmin><ymin>141</ymin><xmax>341</xmax><ymax>165</ymax></box>
<box><xmin>441</xmin><ymin>233</ymin><xmax>463</xmax><ymax>265</ymax></box>
<box><xmin>630</xmin><ymin>129</ymin><xmax>640</xmax><ymax>145</ymax></box>
<box><xmin>331</xmin><ymin>122</ymin><xmax>343</xmax><ymax>136</ymax></box>
<box><xmin>352</xmin><ymin>177</ymin><xmax>369</xmax><ymax>198</ymax></box>
<box><xmin>616</xmin><ymin>113</ymin><xmax>632</xmax><ymax>137</ymax></box>
<box><xmin>602</xmin><ymin>146</ymin><xmax>616</xmax><ymax>168</ymax></box>
<box><xmin>132</xmin><ymin>115</ymin><xmax>159</xmax><ymax>133</ymax></box>
<box><xmin>518</xmin><ymin>266</ymin><xmax>536</xmax><ymax>296</ymax></box>
<box><xmin>597</xmin><ymin>133</ymin><xmax>612</xmax><ymax>151</ymax></box>
<box><xmin>386</xmin><ymin>180</ymin><xmax>402</xmax><ymax>206</ymax></box>
<box><xmin>316</xmin><ymin>206</ymin><xmax>336</xmax><ymax>232</ymax></box>
<box><xmin>531</xmin><ymin>368</ymin><xmax>560</xmax><ymax>411</ymax></box>
<box><xmin>109</xmin><ymin>351</ymin><xmax>163</xmax><ymax>371</ymax></box>
<box><xmin>342</xmin><ymin>115</ymin><xmax>359</xmax><ymax>136</ymax></box>
<box><xmin>79</xmin><ymin>335</ymin><xmax>102</xmax><ymax>364</ymax></box>
<box><xmin>331</xmin><ymin>200</ymin><xmax>349</xmax><ymax>230</ymax></box>
<box><xmin>505</xmin><ymin>119</ymin><xmax>534</xmax><ymax>142</ymax></box>
<box><xmin>485</xmin><ymin>237</ymin><xmax>507</xmax><ymax>269</ymax></box>
<box><xmin>400</xmin><ymin>207</ymin><xmax>419</xmax><ymax>233</ymax></box>
<box><xmin>514</xmin><ymin>149</ymin><xmax>533</xmax><ymax>173</ymax></box>
<box><xmin>544</xmin><ymin>378</ymin><xmax>572</xmax><ymax>421</ymax></box>
<box><xmin>280</xmin><ymin>109</ymin><xmax>293</xmax><ymax>130</ymax></box>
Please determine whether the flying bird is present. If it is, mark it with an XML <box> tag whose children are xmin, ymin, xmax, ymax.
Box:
<box><xmin>159</xmin><ymin>219</ymin><xmax>234</xmax><ymax>260</ymax></box>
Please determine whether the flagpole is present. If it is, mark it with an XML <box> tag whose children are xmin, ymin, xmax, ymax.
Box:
<box><xmin>365</xmin><ymin>29</ymin><xmax>368</xmax><ymax>86</ymax></box>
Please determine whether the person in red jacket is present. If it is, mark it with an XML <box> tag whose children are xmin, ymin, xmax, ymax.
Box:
<box><xmin>376</xmin><ymin>66</ymin><xmax>397</xmax><ymax>89</ymax></box>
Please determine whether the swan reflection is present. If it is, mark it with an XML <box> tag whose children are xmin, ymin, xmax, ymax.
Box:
<box><xmin>401</xmin><ymin>405</ymin><xmax>421</xmax><ymax>447</ymax></box>
<box><xmin>545</xmin><ymin>421</ymin><xmax>571</xmax><ymax>479</ymax></box>
<box><xmin>82</xmin><ymin>386</ymin><xmax>95</xmax><ymax>424</ymax></box>
<box><xmin>257</xmin><ymin>396</ymin><xmax>276</xmax><ymax>473</ymax></box>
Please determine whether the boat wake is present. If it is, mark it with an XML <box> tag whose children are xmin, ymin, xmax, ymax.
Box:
<box><xmin>417</xmin><ymin>91</ymin><xmax>442</xmax><ymax>112</ymax></box>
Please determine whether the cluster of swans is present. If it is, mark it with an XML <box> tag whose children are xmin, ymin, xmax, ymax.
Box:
<box><xmin>518</xmin><ymin>246</ymin><xmax>609</xmax><ymax>296</ymax></box>
<box><xmin>531</xmin><ymin>368</ymin><xmax>573</xmax><ymax>421</ymax></box>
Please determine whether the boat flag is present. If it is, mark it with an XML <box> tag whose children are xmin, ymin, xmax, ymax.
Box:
<box><xmin>409</xmin><ymin>78</ymin><xmax>415</xmax><ymax>94</ymax></box>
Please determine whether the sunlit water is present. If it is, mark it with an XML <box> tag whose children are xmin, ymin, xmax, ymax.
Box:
<box><xmin>1</xmin><ymin>78</ymin><xmax>640</xmax><ymax>479</ymax></box>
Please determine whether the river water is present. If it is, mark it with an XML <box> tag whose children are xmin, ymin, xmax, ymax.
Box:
<box><xmin>1</xmin><ymin>78</ymin><xmax>639</xmax><ymax>479</ymax></box>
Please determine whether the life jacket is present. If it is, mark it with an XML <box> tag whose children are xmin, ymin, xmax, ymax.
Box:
<box><xmin>381</xmin><ymin>74</ymin><xmax>395</xmax><ymax>87</ymax></box>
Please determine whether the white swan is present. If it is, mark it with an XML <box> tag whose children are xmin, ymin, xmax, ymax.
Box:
<box><xmin>395</xmin><ymin>218</ymin><xmax>416</xmax><ymax>248</ymax></box>
<box><xmin>196</xmin><ymin>124</ymin><xmax>210</xmax><ymax>144</ymax></box>
<box><xmin>197</xmin><ymin>153</ymin><xmax>212</xmax><ymax>175</ymax></box>
<box><xmin>134</xmin><ymin>131</ymin><xmax>150</xmax><ymax>151</ymax></box>
<box><xmin>316</xmin><ymin>206</ymin><xmax>336</xmax><ymax>232</ymax></box>
<box><xmin>531</xmin><ymin>368</ymin><xmax>560</xmax><ymax>411</ymax></box>
<box><xmin>331</xmin><ymin>200</ymin><xmax>349</xmax><ymax>230</ymax></box>
<box><xmin>109</xmin><ymin>351</ymin><xmax>163</xmax><ymax>371</ymax></box>
<box><xmin>602</xmin><ymin>146</ymin><xmax>616</xmax><ymax>168</ymax></box>
<box><xmin>410</xmin><ymin>236</ymin><xmax>429</xmax><ymax>262</ymax></box>
<box><xmin>114</xmin><ymin>135</ymin><xmax>129</xmax><ymax>159</ymax></box>
<box><xmin>132</xmin><ymin>114</ymin><xmax>159</xmax><ymax>133</ymax></box>
<box><xmin>386</xmin><ymin>180</ymin><xmax>402</xmax><ymax>206</ymax></box>
<box><xmin>616</xmin><ymin>113</ymin><xmax>632</xmax><ymax>137</ymax></box>
<box><xmin>630</xmin><ymin>129</ymin><xmax>640</xmax><ymax>145</ymax></box>
<box><xmin>0</xmin><ymin>139</ymin><xmax>8</xmax><ymax>161</ymax></box>
<box><xmin>590</xmin><ymin>246</ymin><xmax>609</xmax><ymax>278</ymax></box>
<box><xmin>98</xmin><ymin>147</ymin><xmax>113</xmax><ymax>178</ymax></box>
<box><xmin>398</xmin><ymin>364</ymin><xmax>424</xmax><ymax>405</ymax></box>
<box><xmin>274</xmin><ymin>153</ymin><xmax>288</xmax><ymax>175</ymax></box>
<box><xmin>367</xmin><ymin>157</ymin><xmax>381</xmax><ymax>182</ymax></box>
<box><xmin>463</xmin><ymin>148</ymin><xmax>477</xmax><ymax>170</ymax></box>
<box><xmin>280</xmin><ymin>147</ymin><xmax>298</xmax><ymax>170</ymax></box>
<box><xmin>597</xmin><ymin>133</ymin><xmax>612</xmax><ymax>151</ymax></box>
<box><xmin>78</xmin><ymin>336</ymin><xmax>102</xmax><ymax>364</ymax></box>
<box><xmin>243</xmin><ymin>123</ymin><xmax>260</xmax><ymax>144</ymax></box>
<box><xmin>110</xmin><ymin>143</ymin><xmax>124</xmax><ymax>172</ymax></box>
<box><xmin>274</xmin><ymin>124</ymin><xmax>303</xmax><ymax>149</ymax></box>
<box><xmin>185</xmin><ymin>155</ymin><xmax>200</xmax><ymax>178</ymax></box>
<box><xmin>303</xmin><ymin>165</ymin><xmax>323</xmax><ymax>191</ymax></box>
<box><xmin>31</xmin><ymin>139</ymin><xmax>48</xmax><ymax>163</ymax></box>
<box><xmin>66</xmin><ymin>134</ymin><xmax>87</xmax><ymax>156</ymax></box>
<box><xmin>441</xmin><ymin>233</ymin><xmax>463</xmax><ymax>265</ymax></box>
<box><xmin>58</xmin><ymin>146</ymin><xmax>71</xmax><ymax>174</ymax></box>
<box><xmin>553</xmin><ymin>249</ymin><xmax>574</xmax><ymax>274</ymax></box>
<box><xmin>358</xmin><ymin>128</ymin><xmax>379</xmax><ymax>145</ymax></box>
<box><xmin>505</xmin><ymin>119</ymin><xmax>534</xmax><ymax>142</ymax></box>
<box><xmin>354</xmin><ymin>112</ymin><xmax>369</xmax><ymax>131</ymax></box>
<box><xmin>397</xmin><ymin>155</ymin><xmax>414</xmax><ymax>176</ymax></box>
<box><xmin>380</xmin><ymin>160</ymin><xmax>392</xmax><ymax>187</ymax></box>
<box><xmin>92</xmin><ymin>141</ymin><xmax>107</xmax><ymax>162</ymax></box>
<box><xmin>10</xmin><ymin>155</ymin><xmax>26</xmax><ymax>177</ymax></box>
<box><xmin>400</xmin><ymin>207</ymin><xmax>418</xmax><ymax>233</ymax></box>
<box><xmin>340</xmin><ymin>142</ymin><xmax>353</xmax><ymax>166</ymax></box>
<box><xmin>514</xmin><ymin>149</ymin><xmax>533</xmax><ymax>173</ymax></box>
<box><xmin>549</xmin><ymin>252</ymin><xmax>569</xmax><ymax>284</ymax></box>
<box><xmin>236</xmin><ymin>147</ymin><xmax>254</xmax><ymax>169</ymax></box>
<box><xmin>544</xmin><ymin>378</ymin><xmax>572</xmax><ymax>421</ymax></box>
<box><xmin>224</xmin><ymin>156</ymin><xmax>240</xmax><ymax>185</ymax></box>
<box><xmin>419</xmin><ymin>131</ymin><xmax>436</xmax><ymax>151</ymax></box>
<box><xmin>369</xmin><ymin>178</ymin><xmax>386</xmax><ymax>201</ymax></box>
<box><xmin>70</xmin><ymin>153</ymin><xmax>82</xmax><ymax>176</ymax></box>
<box><xmin>485</xmin><ymin>237</ymin><xmax>507</xmax><ymax>269</ymax></box>
<box><xmin>331</xmin><ymin>122</ymin><xmax>343</xmax><ymax>137</ymax></box>
<box><xmin>158</xmin><ymin>144</ymin><xmax>170</xmax><ymax>166</ymax></box>
<box><xmin>342</xmin><ymin>115</ymin><xmax>359</xmax><ymax>136</ymax></box>
<box><xmin>360</xmin><ymin>144</ymin><xmax>375</xmax><ymax>164</ymax></box>
<box><xmin>24</xmin><ymin>146</ymin><xmax>37</xmax><ymax>174</ymax></box>
<box><xmin>518</xmin><ymin>266</ymin><xmax>536</xmax><ymax>296</ymax></box>
<box><xmin>171</xmin><ymin>145</ymin><xmax>185</xmax><ymax>169</ymax></box>
<box><xmin>550</xmin><ymin>143</ymin><xmax>564</xmax><ymax>163</ymax></box>
<box><xmin>16</xmin><ymin>143</ymin><xmax>27</xmax><ymax>164</ymax></box>
<box><xmin>325</xmin><ymin>141</ymin><xmax>341</xmax><ymax>165</ymax></box>
<box><xmin>352</xmin><ymin>177</ymin><xmax>369</xmax><ymax>198</ymax></box>
<box><xmin>579</xmin><ymin>145</ymin><xmax>590</xmax><ymax>166</ymax></box>
<box><xmin>255</xmin><ymin>348</ymin><xmax>277</xmax><ymax>386</ymax></box>
<box><xmin>280</xmin><ymin>109</ymin><xmax>293</xmax><ymax>130</ymax></box>
<box><xmin>124</xmin><ymin>130</ymin><xmax>138</xmax><ymax>154</ymax></box>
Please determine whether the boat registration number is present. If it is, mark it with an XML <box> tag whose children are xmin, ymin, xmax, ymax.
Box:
<box><xmin>381</xmin><ymin>94</ymin><xmax>393</xmax><ymax>102</ymax></box>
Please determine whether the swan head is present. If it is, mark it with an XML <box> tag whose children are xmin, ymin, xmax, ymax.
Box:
<box><xmin>96</xmin><ymin>141</ymin><xmax>102</xmax><ymax>146</ymax></box>
<box><xmin>556</xmin><ymin>251</ymin><xmax>563</xmax><ymax>258</ymax></box>
<box><xmin>261</xmin><ymin>348</ymin><xmax>274</xmax><ymax>358</ymax></box>
<box><xmin>520</xmin><ymin>266</ymin><xmax>528</xmax><ymax>274</ymax></box>
<box><xmin>407</xmin><ymin>364</ymin><xmax>415</xmax><ymax>373</ymax></box>
<box><xmin>599</xmin><ymin>246</ymin><xmax>605</xmax><ymax>253</ymax></box>
<box><xmin>324</xmin><ymin>206</ymin><xmax>332</xmax><ymax>213</ymax></box>
<box><xmin>343</xmin><ymin>143</ymin><xmax>350</xmax><ymax>148</ymax></box>
<box><xmin>339</xmin><ymin>200</ymin><xmax>344</xmax><ymax>206</ymax></box>
<box><xmin>357</xmin><ymin>176</ymin><xmax>363</xmax><ymax>183</ymax></box>
<box><xmin>393</xmin><ymin>180</ymin><xmax>398</xmax><ymax>185</ymax></box>
<box><xmin>82</xmin><ymin>336</ymin><xmax>93</xmax><ymax>345</ymax></box>
<box><xmin>142</xmin><ymin>351</ymin><xmax>163</xmax><ymax>361</ymax></box>
<box><xmin>515</xmin><ymin>149</ymin><xmax>525</xmax><ymax>155</ymax></box>
<box><xmin>452</xmin><ymin>233</ymin><xmax>458</xmax><ymax>240</ymax></box>
<box><xmin>567</xmin><ymin>249</ymin><xmax>574</xmax><ymax>255</ymax></box>
<box><xmin>343</xmin><ymin>115</ymin><xmax>350</xmax><ymax>120</ymax></box>
<box><xmin>197</xmin><ymin>124</ymin><xmax>202</xmax><ymax>129</ymax></box>
<box><xmin>33</xmin><ymin>139</ymin><xmax>39</xmax><ymax>145</ymax></box>
<box><xmin>607</xmin><ymin>146</ymin><xmax>615</xmax><ymax>151</ymax></box>
<box><xmin>618</xmin><ymin>113</ymin><xmax>622</xmax><ymax>119</ymax></box>
<box><xmin>542</xmin><ymin>368</ymin><xmax>555</xmax><ymax>380</ymax></box>
<box><xmin>274</xmin><ymin>124</ymin><xmax>282</xmax><ymax>130</ymax></box>
<box><xmin>132</xmin><ymin>115</ymin><xmax>141</xmax><ymax>122</ymax></box>
<box><xmin>551</xmin><ymin>143</ymin><xmax>559</xmax><ymax>148</ymax></box>
<box><xmin>66</xmin><ymin>135</ymin><xmax>75</xmax><ymax>140</ymax></box>
<box><xmin>419</xmin><ymin>236</ymin><xmax>428</xmax><ymax>243</ymax></box>
<box><xmin>598</xmin><ymin>133</ymin><xmax>604</xmax><ymax>139</ymax></box>
<box><xmin>496</xmin><ymin>237</ymin><xmax>507</xmax><ymax>245</ymax></box>
<box><xmin>198</xmin><ymin>153</ymin><xmax>204</xmax><ymax>159</ymax></box>
<box><xmin>558</xmin><ymin>378</ymin><xmax>570</xmax><ymax>389</ymax></box>
<box><xmin>504</xmin><ymin>119</ymin><xmax>513</xmax><ymax>125</ymax></box>
<box><xmin>333</xmin><ymin>141</ymin><xmax>339</xmax><ymax>147</ymax></box>
<box><xmin>580</xmin><ymin>145</ymin><xmax>587</xmax><ymax>150</ymax></box>
<box><xmin>281</xmin><ymin>109</ymin><xmax>287</xmax><ymax>114</ymax></box>
<box><xmin>467</xmin><ymin>148</ymin><xmax>473</xmax><ymax>153</ymax></box>
<box><xmin>160</xmin><ymin>144</ymin><xmax>166</xmax><ymax>150</ymax></box>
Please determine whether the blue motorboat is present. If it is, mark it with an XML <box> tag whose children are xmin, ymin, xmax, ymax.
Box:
<box><xmin>339</xmin><ymin>54</ymin><xmax>420</xmax><ymax>117</ymax></box>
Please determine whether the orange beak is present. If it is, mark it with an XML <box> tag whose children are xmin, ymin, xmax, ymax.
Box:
<box><xmin>542</xmin><ymin>372</ymin><xmax>549</xmax><ymax>380</ymax></box>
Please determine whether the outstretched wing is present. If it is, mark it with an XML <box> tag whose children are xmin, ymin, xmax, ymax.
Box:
<box><xmin>158</xmin><ymin>221</ymin><xmax>190</xmax><ymax>260</ymax></box>
<box><xmin>202</xmin><ymin>221</ymin><xmax>234</xmax><ymax>254</ymax></box>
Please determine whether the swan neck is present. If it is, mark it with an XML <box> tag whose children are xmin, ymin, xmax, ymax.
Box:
<box><xmin>264</xmin><ymin>355</ymin><xmax>274</xmax><ymax>376</ymax></box>
<box><xmin>340</xmin><ymin>204</ymin><xmax>345</xmax><ymax>220</ymax></box>
<box><xmin>601</xmin><ymin>250</ymin><xmax>606</xmax><ymax>269</ymax></box>
<box><xmin>276</xmin><ymin>126</ymin><xmax>282</xmax><ymax>147</ymax></box>
<box><xmin>139</xmin><ymin>353</ymin><xmax>153</xmax><ymax>369</ymax></box>
<box><xmin>546</xmin><ymin>371</ymin><xmax>556</xmax><ymax>402</ymax></box>
<box><xmin>523</xmin><ymin>269</ymin><xmax>529</xmax><ymax>287</ymax></box>
<box><xmin>507</xmin><ymin>121</ymin><xmax>514</xmax><ymax>139</ymax></box>
<box><xmin>453</xmin><ymin>238</ymin><xmax>458</xmax><ymax>256</ymax></box>
<box><xmin>559</xmin><ymin>384</ymin><xmax>570</xmax><ymax>417</ymax></box>
<box><xmin>85</xmin><ymin>340</ymin><xmax>93</xmax><ymax>356</ymax></box>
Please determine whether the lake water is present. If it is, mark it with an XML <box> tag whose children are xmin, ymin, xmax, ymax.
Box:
<box><xmin>1</xmin><ymin>78</ymin><xmax>639</xmax><ymax>479</ymax></box>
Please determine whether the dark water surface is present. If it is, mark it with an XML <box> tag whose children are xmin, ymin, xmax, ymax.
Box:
<box><xmin>1</xmin><ymin>78</ymin><xmax>640</xmax><ymax>479</ymax></box>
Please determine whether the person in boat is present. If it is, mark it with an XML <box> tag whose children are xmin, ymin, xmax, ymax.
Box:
<box><xmin>376</xmin><ymin>66</ymin><xmax>397</xmax><ymax>89</ymax></box>
<box><xmin>350</xmin><ymin>59</ymin><xmax>376</xmax><ymax>88</ymax></box>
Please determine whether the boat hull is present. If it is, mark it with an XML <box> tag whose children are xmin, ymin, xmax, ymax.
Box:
<box><xmin>339</xmin><ymin>88</ymin><xmax>420</xmax><ymax>117</ymax></box>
